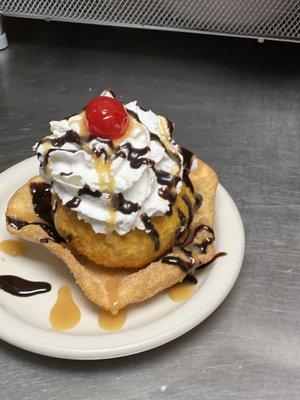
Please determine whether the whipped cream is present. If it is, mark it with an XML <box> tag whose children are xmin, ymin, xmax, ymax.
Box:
<box><xmin>35</xmin><ymin>91</ymin><xmax>183</xmax><ymax>235</ymax></box>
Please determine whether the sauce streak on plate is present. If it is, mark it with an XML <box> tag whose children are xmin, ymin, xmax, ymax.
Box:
<box><xmin>50</xmin><ymin>285</ymin><xmax>81</xmax><ymax>330</ymax></box>
<box><xmin>0</xmin><ymin>240</ymin><xmax>26</xmax><ymax>257</ymax></box>
<box><xmin>168</xmin><ymin>281</ymin><xmax>197</xmax><ymax>302</ymax></box>
<box><xmin>99</xmin><ymin>309</ymin><xmax>127</xmax><ymax>332</ymax></box>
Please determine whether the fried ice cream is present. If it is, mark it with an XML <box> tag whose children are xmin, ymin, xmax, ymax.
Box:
<box><xmin>6</xmin><ymin>89</ymin><xmax>219</xmax><ymax>313</ymax></box>
<box><xmin>54</xmin><ymin>183</ymin><xmax>196</xmax><ymax>268</ymax></box>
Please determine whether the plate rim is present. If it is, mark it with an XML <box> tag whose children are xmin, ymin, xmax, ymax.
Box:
<box><xmin>0</xmin><ymin>157</ymin><xmax>245</xmax><ymax>360</ymax></box>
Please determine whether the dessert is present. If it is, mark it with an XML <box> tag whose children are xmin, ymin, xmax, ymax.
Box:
<box><xmin>6</xmin><ymin>89</ymin><xmax>221</xmax><ymax>314</ymax></box>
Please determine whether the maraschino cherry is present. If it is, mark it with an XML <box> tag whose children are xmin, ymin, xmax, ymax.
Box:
<box><xmin>85</xmin><ymin>96</ymin><xmax>128</xmax><ymax>140</ymax></box>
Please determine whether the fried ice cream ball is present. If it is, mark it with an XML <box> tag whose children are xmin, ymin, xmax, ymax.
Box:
<box><xmin>6</xmin><ymin>158</ymin><xmax>218</xmax><ymax>313</ymax></box>
<box><xmin>53</xmin><ymin>184</ymin><xmax>196</xmax><ymax>268</ymax></box>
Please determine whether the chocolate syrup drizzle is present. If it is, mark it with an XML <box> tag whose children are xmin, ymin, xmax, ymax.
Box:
<box><xmin>30</xmin><ymin>182</ymin><xmax>53</xmax><ymax>224</ymax></box>
<box><xmin>163</xmin><ymin>251</ymin><xmax>227</xmax><ymax>282</ymax></box>
<box><xmin>149</xmin><ymin>132</ymin><xmax>182</xmax><ymax>167</ymax></box>
<box><xmin>183</xmin><ymin>195</ymin><xmax>194</xmax><ymax>226</ymax></box>
<box><xmin>66</xmin><ymin>197</ymin><xmax>81</xmax><ymax>209</ymax></box>
<box><xmin>51</xmin><ymin>130</ymin><xmax>82</xmax><ymax>147</ymax></box>
<box><xmin>141</xmin><ymin>214</ymin><xmax>160</xmax><ymax>251</ymax></box>
<box><xmin>116</xmin><ymin>143</ymin><xmax>153</xmax><ymax>169</ymax></box>
<box><xmin>195</xmin><ymin>238</ymin><xmax>214</xmax><ymax>254</ymax></box>
<box><xmin>194</xmin><ymin>193</ymin><xmax>203</xmax><ymax>210</ymax></box>
<box><xmin>90</xmin><ymin>138</ymin><xmax>113</xmax><ymax>160</ymax></box>
<box><xmin>158</xmin><ymin>145</ymin><xmax>225</xmax><ymax>281</ymax></box>
<box><xmin>166</xmin><ymin>118</ymin><xmax>174</xmax><ymax>136</ymax></box>
<box><xmin>162</xmin><ymin>223</ymin><xmax>225</xmax><ymax>282</ymax></box>
<box><xmin>149</xmin><ymin>132</ymin><xmax>161</xmax><ymax>143</ymax></box>
<box><xmin>126</xmin><ymin>109</ymin><xmax>140</xmax><ymax>122</ymax></box>
<box><xmin>60</xmin><ymin>172</ymin><xmax>72</xmax><ymax>177</ymax></box>
<box><xmin>181</xmin><ymin>147</ymin><xmax>194</xmax><ymax>194</ymax></box>
<box><xmin>7</xmin><ymin>180</ymin><xmax>65</xmax><ymax>243</ymax></box>
<box><xmin>114</xmin><ymin>193</ymin><xmax>140</xmax><ymax>214</ymax></box>
<box><xmin>78</xmin><ymin>184</ymin><xmax>102</xmax><ymax>197</ymax></box>
<box><xmin>153</xmin><ymin>168</ymin><xmax>180</xmax><ymax>215</ymax></box>
<box><xmin>0</xmin><ymin>275</ymin><xmax>51</xmax><ymax>297</ymax></box>
<box><xmin>177</xmin><ymin>208</ymin><xmax>187</xmax><ymax>237</ymax></box>
<box><xmin>158</xmin><ymin>187</ymin><xmax>177</xmax><ymax>216</ymax></box>
<box><xmin>38</xmin><ymin>131</ymin><xmax>83</xmax><ymax>169</ymax></box>
<box><xmin>154</xmin><ymin>168</ymin><xmax>180</xmax><ymax>187</ymax></box>
<box><xmin>43</xmin><ymin>148</ymin><xmax>79</xmax><ymax>168</ymax></box>
<box><xmin>6</xmin><ymin>217</ymin><xmax>63</xmax><ymax>244</ymax></box>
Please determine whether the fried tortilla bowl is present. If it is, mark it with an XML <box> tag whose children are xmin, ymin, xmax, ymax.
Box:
<box><xmin>6</xmin><ymin>156</ymin><xmax>218</xmax><ymax>314</ymax></box>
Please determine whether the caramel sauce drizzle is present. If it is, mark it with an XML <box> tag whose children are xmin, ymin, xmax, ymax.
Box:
<box><xmin>100</xmin><ymin>274</ymin><xmax>127</xmax><ymax>331</ymax></box>
<box><xmin>105</xmin><ymin>275</ymin><xmax>121</xmax><ymax>312</ymax></box>
<box><xmin>94</xmin><ymin>157</ymin><xmax>115</xmax><ymax>193</ymax></box>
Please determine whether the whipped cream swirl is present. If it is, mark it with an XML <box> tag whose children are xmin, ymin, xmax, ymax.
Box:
<box><xmin>35</xmin><ymin>91</ymin><xmax>184</xmax><ymax>235</ymax></box>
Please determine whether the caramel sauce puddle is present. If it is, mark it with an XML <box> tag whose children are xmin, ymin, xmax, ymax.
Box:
<box><xmin>0</xmin><ymin>240</ymin><xmax>26</xmax><ymax>257</ymax></box>
<box><xmin>50</xmin><ymin>285</ymin><xmax>81</xmax><ymax>331</ymax></box>
<box><xmin>98</xmin><ymin>276</ymin><xmax>127</xmax><ymax>331</ymax></box>
<box><xmin>99</xmin><ymin>309</ymin><xmax>127</xmax><ymax>332</ymax></box>
<box><xmin>168</xmin><ymin>281</ymin><xmax>197</xmax><ymax>302</ymax></box>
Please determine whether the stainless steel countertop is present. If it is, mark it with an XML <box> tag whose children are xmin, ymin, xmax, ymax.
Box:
<box><xmin>0</xmin><ymin>17</ymin><xmax>299</xmax><ymax>400</ymax></box>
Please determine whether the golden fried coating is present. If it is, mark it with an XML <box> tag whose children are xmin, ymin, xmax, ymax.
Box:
<box><xmin>54</xmin><ymin>185</ymin><xmax>195</xmax><ymax>268</ymax></box>
<box><xmin>6</xmin><ymin>157</ymin><xmax>218</xmax><ymax>313</ymax></box>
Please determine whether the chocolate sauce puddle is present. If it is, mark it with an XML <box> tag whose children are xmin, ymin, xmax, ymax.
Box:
<box><xmin>0</xmin><ymin>275</ymin><xmax>51</xmax><ymax>297</ymax></box>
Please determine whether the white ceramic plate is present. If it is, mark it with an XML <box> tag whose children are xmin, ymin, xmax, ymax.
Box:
<box><xmin>0</xmin><ymin>157</ymin><xmax>245</xmax><ymax>360</ymax></box>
